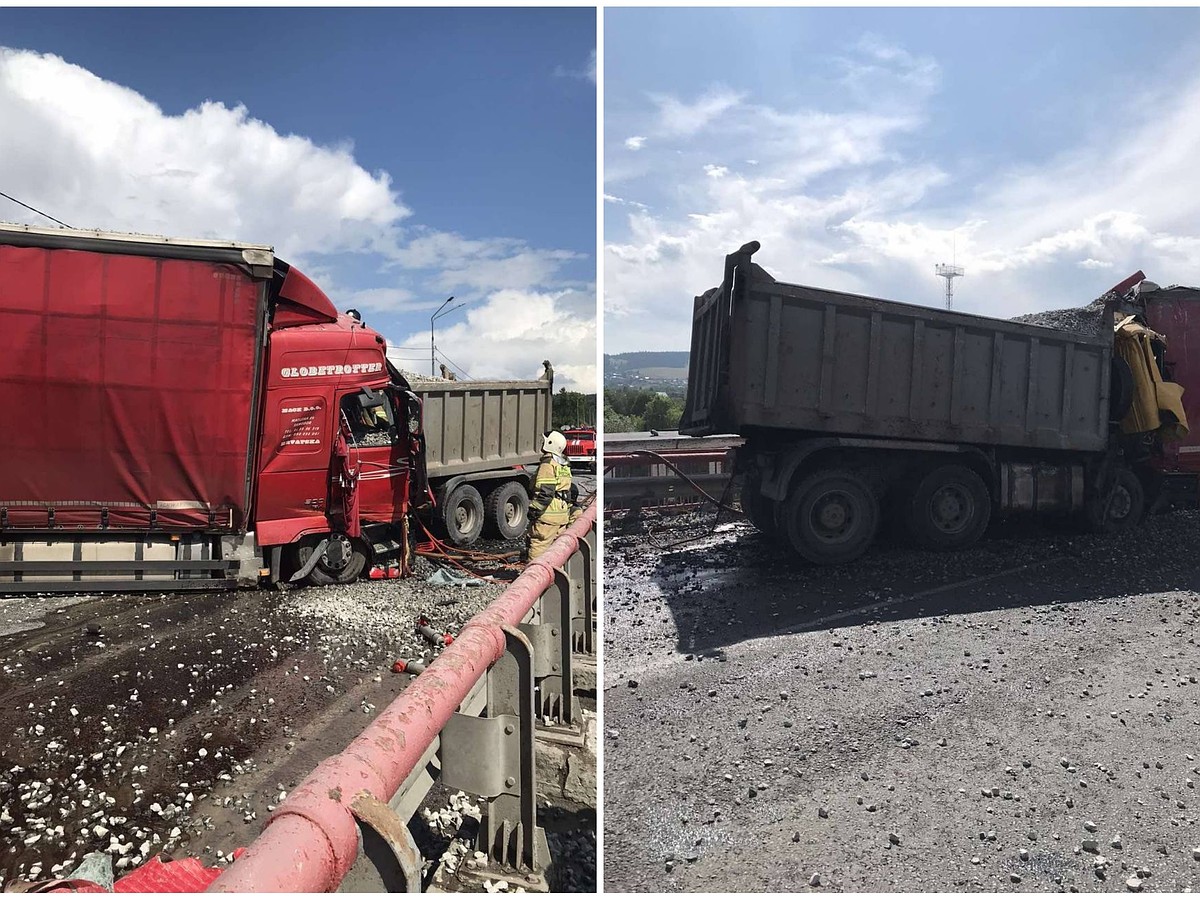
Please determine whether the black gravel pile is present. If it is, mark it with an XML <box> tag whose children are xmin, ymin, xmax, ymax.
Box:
<box><xmin>1012</xmin><ymin>296</ymin><xmax>1109</xmax><ymax>336</ymax></box>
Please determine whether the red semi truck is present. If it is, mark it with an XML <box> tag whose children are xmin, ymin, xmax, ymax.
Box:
<box><xmin>0</xmin><ymin>223</ymin><xmax>435</xmax><ymax>591</ymax></box>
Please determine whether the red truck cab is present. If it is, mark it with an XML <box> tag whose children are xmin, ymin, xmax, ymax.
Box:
<box><xmin>255</xmin><ymin>270</ymin><xmax>428</xmax><ymax>581</ymax></box>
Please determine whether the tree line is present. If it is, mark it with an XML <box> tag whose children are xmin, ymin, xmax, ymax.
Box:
<box><xmin>552</xmin><ymin>389</ymin><xmax>597</xmax><ymax>429</ymax></box>
<box><xmin>604</xmin><ymin>387</ymin><xmax>687</xmax><ymax>433</ymax></box>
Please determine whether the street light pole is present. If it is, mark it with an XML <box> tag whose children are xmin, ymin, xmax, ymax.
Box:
<box><xmin>429</xmin><ymin>296</ymin><xmax>464</xmax><ymax>376</ymax></box>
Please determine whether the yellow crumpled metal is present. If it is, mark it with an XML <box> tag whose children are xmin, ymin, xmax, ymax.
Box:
<box><xmin>1115</xmin><ymin>316</ymin><xmax>1189</xmax><ymax>440</ymax></box>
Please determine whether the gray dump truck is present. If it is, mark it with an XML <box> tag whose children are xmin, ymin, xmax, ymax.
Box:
<box><xmin>680</xmin><ymin>241</ymin><xmax>1185</xmax><ymax>564</ymax></box>
<box><xmin>409</xmin><ymin>372</ymin><xmax>553</xmax><ymax>545</ymax></box>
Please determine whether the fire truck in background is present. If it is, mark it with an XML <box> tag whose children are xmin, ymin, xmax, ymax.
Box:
<box><xmin>563</xmin><ymin>426</ymin><xmax>597</xmax><ymax>470</ymax></box>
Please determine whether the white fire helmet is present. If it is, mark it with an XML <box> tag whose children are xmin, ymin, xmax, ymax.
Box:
<box><xmin>542</xmin><ymin>430</ymin><xmax>567</xmax><ymax>456</ymax></box>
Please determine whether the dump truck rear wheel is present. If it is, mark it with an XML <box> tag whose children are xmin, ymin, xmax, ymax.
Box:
<box><xmin>293</xmin><ymin>533</ymin><xmax>367</xmax><ymax>585</ymax></box>
<box><xmin>905</xmin><ymin>464</ymin><xmax>991</xmax><ymax>551</ymax></box>
<box><xmin>740</xmin><ymin>475</ymin><xmax>779</xmax><ymax>537</ymax></box>
<box><xmin>782</xmin><ymin>469</ymin><xmax>879</xmax><ymax>565</ymax></box>
<box><xmin>444</xmin><ymin>483</ymin><xmax>485</xmax><ymax>546</ymax></box>
<box><xmin>1085</xmin><ymin>467</ymin><xmax>1144</xmax><ymax>533</ymax></box>
<box><xmin>485</xmin><ymin>481</ymin><xmax>528</xmax><ymax>541</ymax></box>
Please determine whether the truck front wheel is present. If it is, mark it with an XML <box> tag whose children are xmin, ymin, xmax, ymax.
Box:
<box><xmin>485</xmin><ymin>481</ymin><xmax>529</xmax><ymax>541</ymax></box>
<box><xmin>739</xmin><ymin>475</ymin><xmax>779</xmax><ymax>538</ymax></box>
<box><xmin>1085</xmin><ymin>467</ymin><xmax>1145</xmax><ymax>534</ymax></box>
<box><xmin>444</xmin><ymin>483</ymin><xmax>485</xmax><ymax>546</ymax></box>
<box><xmin>293</xmin><ymin>533</ymin><xmax>367</xmax><ymax>585</ymax></box>
<box><xmin>782</xmin><ymin>470</ymin><xmax>879</xmax><ymax>565</ymax></box>
<box><xmin>905</xmin><ymin>464</ymin><xmax>992</xmax><ymax>551</ymax></box>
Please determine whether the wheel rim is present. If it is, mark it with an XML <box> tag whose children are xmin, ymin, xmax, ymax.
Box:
<box><xmin>455</xmin><ymin>502</ymin><xmax>478</xmax><ymax>533</ymax></box>
<box><xmin>808</xmin><ymin>489</ymin><xmax>860</xmax><ymax>545</ymax></box>
<box><xmin>504</xmin><ymin>498</ymin><xmax>522</xmax><ymax>528</ymax></box>
<box><xmin>320</xmin><ymin>534</ymin><xmax>354</xmax><ymax>572</ymax></box>
<box><xmin>1108</xmin><ymin>484</ymin><xmax>1133</xmax><ymax>522</ymax></box>
<box><xmin>928</xmin><ymin>484</ymin><xmax>974</xmax><ymax>535</ymax></box>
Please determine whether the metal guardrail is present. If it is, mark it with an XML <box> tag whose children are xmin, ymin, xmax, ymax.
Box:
<box><xmin>604</xmin><ymin>435</ymin><xmax>741</xmax><ymax>513</ymax></box>
<box><xmin>207</xmin><ymin>503</ymin><xmax>597</xmax><ymax>893</ymax></box>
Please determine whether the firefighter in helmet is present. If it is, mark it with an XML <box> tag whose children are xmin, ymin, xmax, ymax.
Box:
<box><xmin>527</xmin><ymin>430</ymin><xmax>578</xmax><ymax>559</ymax></box>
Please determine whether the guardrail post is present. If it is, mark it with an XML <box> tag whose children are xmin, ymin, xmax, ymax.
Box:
<box><xmin>520</xmin><ymin>568</ymin><xmax>575</xmax><ymax>728</ymax></box>
<box><xmin>336</xmin><ymin>792</ymin><xmax>424</xmax><ymax>891</ymax></box>
<box><xmin>566</xmin><ymin>533</ymin><xmax>595</xmax><ymax>656</ymax></box>
<box><xmin>437</xmin><ymin>626</ymin><xmax>548</xmax><ymax>892</ymax></box>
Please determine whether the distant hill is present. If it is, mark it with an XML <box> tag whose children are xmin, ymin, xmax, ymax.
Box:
<box><xmin>605</xmin><ymin>351</ymin><xmax>690</xmax><ymax>372</ymax></box>
<box><xmin>604</xmin><ymin>351</ymin><xmax>690</xmax><ymax>394</ymax></box>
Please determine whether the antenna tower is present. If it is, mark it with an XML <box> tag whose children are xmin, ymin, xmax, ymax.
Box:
<box><xmin>935</xmin><ymin>262</ymin><xmax>964</xmax><ymax>310</ymax></box>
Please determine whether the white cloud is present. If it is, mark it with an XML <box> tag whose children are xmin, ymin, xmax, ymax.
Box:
<box><xmin>624</xmin><ymin>135</ymin><xmax>646</xmax><ymax>150</ymax></box>
<box><xmin>648</xmin><ymin>86</ymin><xmax>744</xmax><ymax>137</ymax></box>
<box><xmin>0</xmin><ymin>47</ymin><xmax>596</xmax><ymax>388</ymax></box>
<box><xmin>0</xmin><ymin>47</ymin><xmax>408</xmax><ymax>254</ymax></box>
<box><xmin>391</xmin><ymin>287</ymin><xmax>597</xmax><ymax>392</ymax></box>
<box><xmin>606</xmin><ymin>33</ymin><xmax>1200</xmax><ymax>350</ymax></box>
<box><xmin>604</xmin><ymin>193</ymin><xmax>650</xmax><ymax>212</ymax></box>
<box><xmin>838</xmin><ymin>34</ymin><xmax>942</xmax><ymax>101</ymax></box>
<box><xmin>555</xmin><ymin>48</ymin><xmax>596</xmax><ymax>84</ymax></box>
<box><xmin>389</xmin><ymin>230</ymin><xmax>583</xmax><ymax>293</ymax></box>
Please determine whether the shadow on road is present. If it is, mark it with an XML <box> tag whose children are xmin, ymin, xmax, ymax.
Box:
<box><xmin>635</xmin><ymin>508</ymin><xmax>1200</xmax><ymax>655</ymax></box>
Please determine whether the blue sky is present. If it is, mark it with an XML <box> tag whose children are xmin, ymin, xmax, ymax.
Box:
<box><xmin>0</xmin><ymin>8</ymin><xmax>597</xmax><ymax>388</ymax></box>
<box><xmin>605</xmin><ymin>8</ymin><xmax>1200</xmax><ymax>353</ymax></box>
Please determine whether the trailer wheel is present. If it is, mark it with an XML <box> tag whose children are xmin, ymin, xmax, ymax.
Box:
<box><xmin>781</xmin><ymin>469</ymin><xmax>879</xmax><ymax>565</ymax></box>
<box><xmin>905</xmin><ymin>464</ymin><xmax>992</xmax><ymax>551</ymax></box>
<box><xmin>485</xmin><ymin>481</ymin><xmax>529</xmax><ymax>541</ymax></box>
<box><xmin>1085</xmin><ymin>467</ymin><xmax>1145</xmax><ymax>534</ymax></box>
<box><xmin>739</xmin><ymin>475</ymin><xmax>779</xmax><ymax>538</ymax></box>
<box><xmin>444</xmin><ymin>483</ymin><xmax>485</xmax><ymax>546</ymax></box>
<box><xmin>293</xmin><ymin>533</ymin><xmax>367</xmax><ymax>586</ymax></box>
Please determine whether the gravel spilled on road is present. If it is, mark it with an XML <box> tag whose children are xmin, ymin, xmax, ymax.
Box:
<box><xmin>604</xmin><ymin>505</ymin><xmax>1200</xmax><ymax>892</ymax></box>
<box><xmin>0</xmin><ymin>555</ymin><xmax>507</xmax><ymax>887</ymax></box>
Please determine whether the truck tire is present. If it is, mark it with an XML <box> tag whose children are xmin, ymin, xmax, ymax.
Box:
<box><xmin>904</xmin><ymin>464</ymin><xmax>991</xmax><ymax>551</ymax></box>
<box><xmin>739</xmin><ymin>475</ymin><xmax>779</xmax><ymax>538</ymax></box>
<box><xmin>1085</xmin><ymin>467</ymin><xmax>1144</xmax><ymax>534</ymax></box>
<box><xmin>293</xmin><ymin>533</ymin><xmax>367</xmax><ymax>586</ymax></box>
<box><xmin>485</xmin><ymin>481</ymin><xmax>528</xmax><ymax>541</ymax></box>
<box><xmin>444</xmin><ymin>483</ymin><xmax>485</xmax><ymax>546</ymax></box>
<box><xmin>781</xmin><ymin>469</ymin><xmax>879</xmax><ymax>565</ymax></box>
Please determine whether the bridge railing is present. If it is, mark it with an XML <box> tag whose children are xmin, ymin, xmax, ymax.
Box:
<box><xmin>604</xmin><ymin>434</ymin><xmax>742</xmax><ymax>514</ymax></box>
<box><xmin>207</xmin><ymin>503</ymin><xmax>597</xmax><ymax>893</ymax></box>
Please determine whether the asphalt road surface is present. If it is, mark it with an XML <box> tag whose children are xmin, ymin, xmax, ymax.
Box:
<box><xmin>604</xmin><ymin>508</ymin><xmax>1200</xmax><ymax>892</ymax></box>
<box><xmin>0</xmin><ymin>520</ymin><xmax>595</xmax><ymax>891</ymax></box>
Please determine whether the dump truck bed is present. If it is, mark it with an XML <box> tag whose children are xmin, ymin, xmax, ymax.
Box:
<box><xmin>408</xmin><ymin>377</ymin><xmax>553</xmax><ymax>478</ymax></box>
<box><xmin>681</xmin><ymin>242</ymin><xmax>1113</xmax><ymax>453</ymax></box>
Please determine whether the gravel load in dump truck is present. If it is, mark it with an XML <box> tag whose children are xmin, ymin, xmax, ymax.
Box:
<box><xmin>1012</xmin><ymin>296</ymin><xmax>1109</xmax><ymax>335</ymax></box>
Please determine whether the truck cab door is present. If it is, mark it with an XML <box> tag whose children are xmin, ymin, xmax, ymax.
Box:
<box><xmin>338</xmin><ymin>387</ymin><xmax>409</xmax><ymax>526</ymax></box>
<box><xmin>392</xmin><ymin>387</ymin><xmax>433</xmax><ymax>510</ymax></box>
<box><xmin>328</xmin><ymin>410</ymin><xmax>362</xmax><ymax>538</ymax></box>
